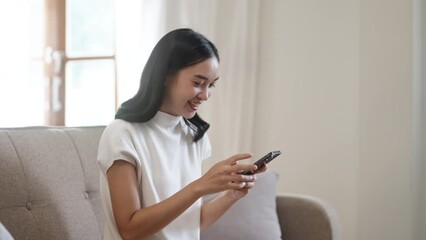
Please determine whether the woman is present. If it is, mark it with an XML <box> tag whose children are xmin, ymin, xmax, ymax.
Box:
<box><xmin>98</xmin><ymin>28</ymin><xmax>264</xmax><ymax>240</ymax></box>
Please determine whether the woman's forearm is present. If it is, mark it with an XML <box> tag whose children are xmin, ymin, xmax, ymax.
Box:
<box><xmin>118</xmin><ymin>181</ymin><xmax>202</xmax><ymax>240</ymax></box>
<box><xmin>200</xmin><ymin>190</ymin><xmax>239</xmax><ymax>229</ymax></box>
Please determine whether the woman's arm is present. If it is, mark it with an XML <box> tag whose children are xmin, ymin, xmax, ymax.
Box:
<box><xmin>200</xmin><ymin>165</ymin><xmax>267</xmax><ymax>229</ymax></box>
<box><xmin>107</xmin><ymin>154</ymin><xmax>257</xmax><ymax>240</ymax></box>
<box><xmin>200</xmin><ymin>189</ymin><xmax>249</xmax><ymax>229</ymax></box>
<box><xmin>107</xmin><ymin>160</ymin><xmax>200</xmax><ymax>240</ymax></box>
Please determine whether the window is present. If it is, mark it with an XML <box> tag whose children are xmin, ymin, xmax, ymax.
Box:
<box><xmin>0</xmin><ymin>0</ymin><xmax>116</xmax><ymax>127</ymax></box>
<box><xmin>64</xmin><ymin>0</ymin><xmax>116</xmax><ymax>126</ymax></box>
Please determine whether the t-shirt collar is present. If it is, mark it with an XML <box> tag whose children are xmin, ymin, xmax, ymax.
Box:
<box><xmin>152</xmin><ymin>111</ymin><xmax>185</xmax><ymax>129</ymax></box>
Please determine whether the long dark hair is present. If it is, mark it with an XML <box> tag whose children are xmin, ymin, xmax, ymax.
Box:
<box><xmin>115</xmin><ymin>28</ymin><xmax>219</xmax><ymax>142</ymax></box>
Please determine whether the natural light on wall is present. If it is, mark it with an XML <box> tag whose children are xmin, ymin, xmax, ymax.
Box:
<box><xmin>0</xmin><ymin>0</ymin><xmax>45</xmax><ymax>127</ymax></box>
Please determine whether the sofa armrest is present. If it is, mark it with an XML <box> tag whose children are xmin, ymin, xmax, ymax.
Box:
<box><xmin>276</xmin><ymin>193</ymin><xmax>341</xmax><ymax>240</ymax></box>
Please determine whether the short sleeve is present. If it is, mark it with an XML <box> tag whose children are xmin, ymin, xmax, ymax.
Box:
<box><xmin>97</xmin><ymin>120</ymin><xmax>140</xmax><ymax>175</ymax></box>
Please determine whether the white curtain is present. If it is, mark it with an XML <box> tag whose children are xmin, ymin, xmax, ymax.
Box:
<box><xmin>116</xmin><ymin>0</ymin><xmax>260</xmax><ymax>168</ymax></box>
<box><xmin>413</xmin><ymin>0</ymin><xmax>426</xmax><ymax>237</ymax></box>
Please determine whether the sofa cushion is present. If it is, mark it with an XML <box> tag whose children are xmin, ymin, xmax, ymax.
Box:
<box><xmin>200</xmin><ymin>169</ymin><xmax>282</xmax><ymax>240</ymax></box>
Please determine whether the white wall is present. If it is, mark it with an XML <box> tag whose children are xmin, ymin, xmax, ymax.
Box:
<box><xmin>359</xmin><ymin>0</ymin><xmax>414</xmax><ymax>239</ymax></box>
<box><xmin>255</xmin><ymin>1</ymin><xmax>419</xmax><ymax>240</ymax></box>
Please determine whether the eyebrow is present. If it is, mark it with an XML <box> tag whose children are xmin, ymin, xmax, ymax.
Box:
<box><xmin>194</xmin><ymin>74</ymin><xmax>219</xmax><ymax>81</ymax></box>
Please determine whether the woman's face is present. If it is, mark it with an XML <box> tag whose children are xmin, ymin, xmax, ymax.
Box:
<box><xmin>161</xmin><ymin>57</ymin><xmax>219</xmax><ymax>119</ymax></box>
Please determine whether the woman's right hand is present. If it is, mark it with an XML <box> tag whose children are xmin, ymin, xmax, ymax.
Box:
<box><xmin>192</xmin><ymin>153</ymin><xmax>258</xmax><ymax>196</ymax></box>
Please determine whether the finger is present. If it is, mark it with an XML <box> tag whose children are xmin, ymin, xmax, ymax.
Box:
<box><xmin>244</xmin><ymin>182</ymin><xmax>255</xmax><ymax>189</ymax></box>
<box><xmin>237</xmin><ymin>182</ymin><xmax>246</xmax><ymax>189</ymax></box>
<box><xmin>228</xmin><ymin>163</ymin><xmax>257</xmax><ymax>174</ymax></box>
<box><xmin>254</xmin><ymin>165</ymin><xmax>268</xmax><ymax>174</ymax></box>
<box><xmin>228</xmin><ymin>181</ymin><xmax>240</xmax><ymax>189</ymax></box>
<box><xmin>230</xmin><ymin>173</ymin><xmax>256</xmax><ymax>183</ymax></box>
<box><xmin>228</xmin><ymin>181</ymin><xmax>247</xmax><ymax>189</ymax></box>
<box><xmin>226</xmin><ymin>153</ymin><xmax>253</xmax><ymax>165</ymax></box>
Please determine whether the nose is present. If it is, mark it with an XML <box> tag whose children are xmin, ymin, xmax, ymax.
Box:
<box><xmin>197</xmin><ymin>87</ymin><xmax>210</xmax><ymax>101</ymax></box>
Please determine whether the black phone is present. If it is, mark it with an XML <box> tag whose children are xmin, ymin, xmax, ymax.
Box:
<box><xmin>242</xmin><ymin>150</ymin><xmax>281</xmax><ymax>175</ymax></box>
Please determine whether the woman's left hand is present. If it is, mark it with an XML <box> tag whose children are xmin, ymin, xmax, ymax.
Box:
<box><xmin>226</xmin><ymin>181</ymin><xmax>254</xmax><ymax>200</ymax></box>
<box><xmin>226</xmin><ymin>164</ymin><xmax>268</xmax><ymax>200</ymax></box>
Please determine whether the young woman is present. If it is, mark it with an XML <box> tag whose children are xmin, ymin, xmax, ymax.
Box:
<box><xmin>98</xmin><ymin>28</ymin><xmax>264</xmax><ymax>240</ymax></box>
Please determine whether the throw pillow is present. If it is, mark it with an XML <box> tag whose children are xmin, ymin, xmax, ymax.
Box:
<box><xmin>200</xmin><ymin>170</ymin><xmax>282</xmax><ymax>240</ymax></box>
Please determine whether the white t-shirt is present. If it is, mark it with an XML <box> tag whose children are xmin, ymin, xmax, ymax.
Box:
<box><xmin>97</xmin><ymin>111</ymin><xmax>211</xmax><ymax>240</ymax></box>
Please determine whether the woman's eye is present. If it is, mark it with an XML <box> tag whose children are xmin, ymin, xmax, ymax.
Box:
<box><xmin>193</xmin><ymin>82</ymin><xmax>202</xmax><ymax>87</ymax></box>
<box><xmin>209</xmin><ymin>83</ymin><xmax>216</xmax><ymax>88</ymax></box>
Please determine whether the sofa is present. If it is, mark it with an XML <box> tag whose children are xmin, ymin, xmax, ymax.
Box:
<box><xmin>0</xmin><ymin>126</ymin><xmax>341</xmax><ymax>240</ymax></box>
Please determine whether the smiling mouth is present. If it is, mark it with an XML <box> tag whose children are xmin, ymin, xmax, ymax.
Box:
<box><xmin>189</xmin><ymin>101</ymin><xmax>202</xmax><ymax>111</ymax></box>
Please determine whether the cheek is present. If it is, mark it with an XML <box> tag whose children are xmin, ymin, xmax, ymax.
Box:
<box><xmin>186</xmin><ymin>87</ymin><xmax>201</xmax><ymax>98</ymax></box>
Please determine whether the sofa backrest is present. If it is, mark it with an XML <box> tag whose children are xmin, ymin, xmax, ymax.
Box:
<box><xmin>0</xmin><ymin>126</ymin><xmax>105</xmax><ymax>240</ymax></box>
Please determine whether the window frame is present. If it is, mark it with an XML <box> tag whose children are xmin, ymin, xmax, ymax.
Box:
<box><xmin>44</xmin><ymin>0</ymin><xmax>117</xmax><ymax>125</ymax></box>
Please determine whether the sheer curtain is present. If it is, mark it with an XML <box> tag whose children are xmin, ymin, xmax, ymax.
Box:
<box><xmin>116</xmin><ymin>0</ymin><xmax>261</xmax><ymax>167</ymax></box>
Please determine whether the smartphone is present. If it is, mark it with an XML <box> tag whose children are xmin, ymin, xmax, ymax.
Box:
<box><xmin>242</xmin><ymin>150</ymin><xmax>281</xmax><ymax>175</ymax></box>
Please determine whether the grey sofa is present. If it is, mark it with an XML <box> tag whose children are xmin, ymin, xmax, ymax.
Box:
<box><xmin>0</xmin><ymin>126</ymin><xmax>340</xmax><ymax>240</ymax></box>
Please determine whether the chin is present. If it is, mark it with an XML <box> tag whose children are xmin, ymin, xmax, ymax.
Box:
<box><xmin>183</xmin><ymin>111</ymin><xmax>197</xmax><ymax>119</ymax></box>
